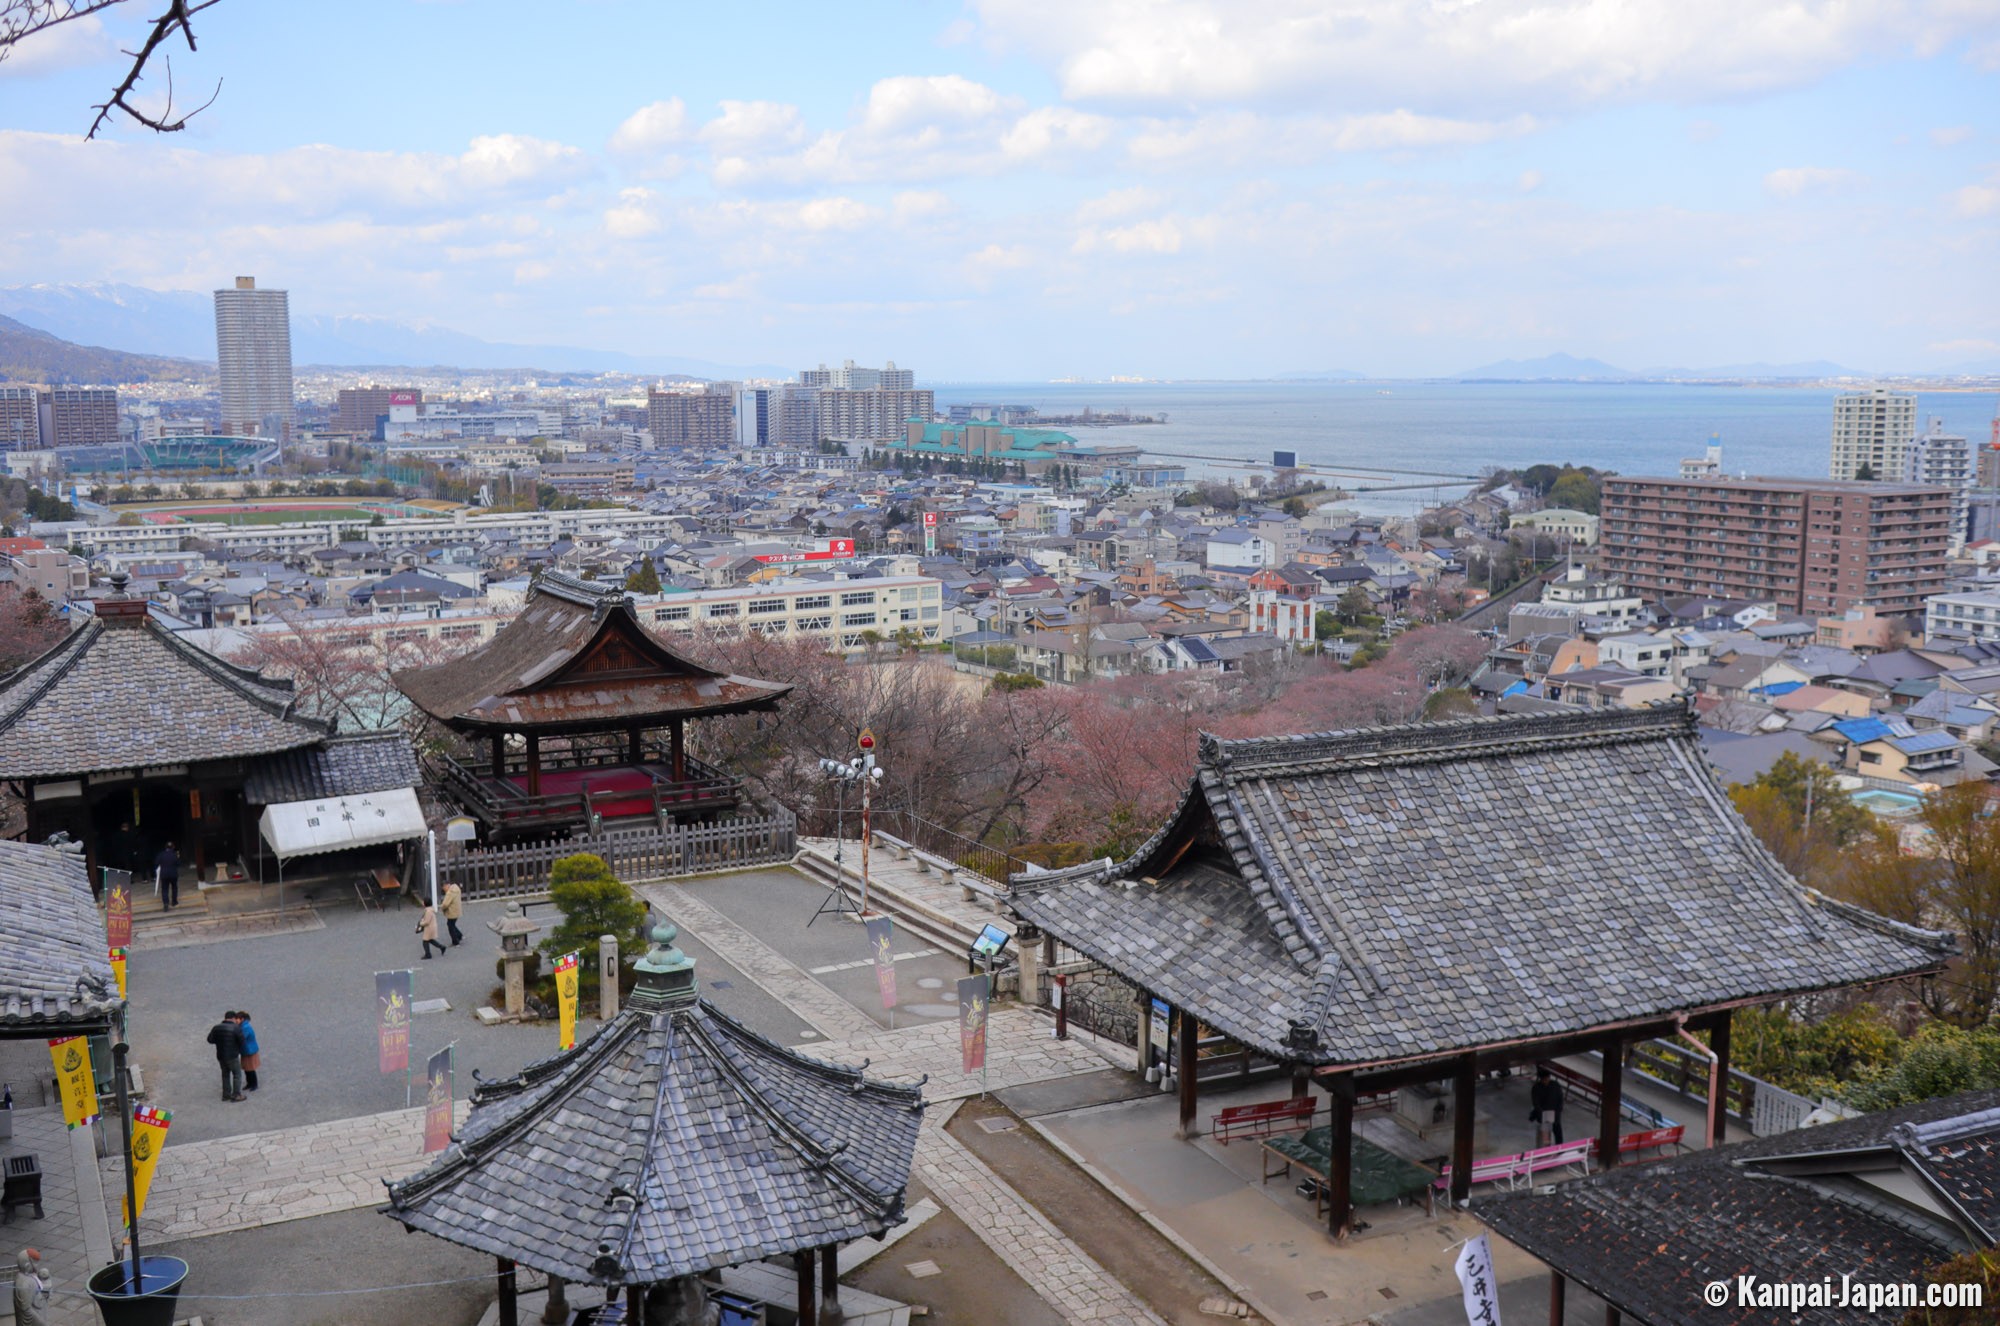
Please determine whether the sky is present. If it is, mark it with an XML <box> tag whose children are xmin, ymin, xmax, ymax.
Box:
<box><xmin>0</xmin><ymin>0</ymin><xmax>1997</xmax><ymax>379</ymax></box>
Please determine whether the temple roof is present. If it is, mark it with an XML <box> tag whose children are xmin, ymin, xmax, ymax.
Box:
<box><xmin>383</xmin><ymin>934</ymin><xmax>924</xmax><ymax>1286</ymax></box>
<box><xmin>0</xmin><ymin>609</ymin><xmax>330</xmax><ymax>779</ymax></box>
<box><xmin>391</xmin><ymin>571</ymin><xmax>790</xmax><ymax>733</ymax></box>
<box><xmin>1478</xmin><ymin>1089</ymin><xmax>2000</xmax><ymax>1325</ymax></box>
<box><xmin>243</xmin><ymin>730</ymin><xmax>420</xmax><ymax>805</ymax></box>
<box><xmin>1010</xmin><ymin>707</ymin><xmax>1953</xmax><ymax>1068</ymax></box>
<box><xmin>0</xmin><ymin>840</ymin><xmax>122</xmax><ymax>1031</ymax></box>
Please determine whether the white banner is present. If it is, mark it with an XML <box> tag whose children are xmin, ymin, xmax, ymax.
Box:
<box><xmin>1454</xmin><ymin>1234</ymin><xmax>1503</xmax><ymax>1326</ymax></box>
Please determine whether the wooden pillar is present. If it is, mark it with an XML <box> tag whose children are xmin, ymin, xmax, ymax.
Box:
<box><xmin>1326</xmin><ymin>1071</ymin><xmax>1355</xmax><ymax>1240</ymax></box>
<box><xmin>1176</xmin><ymin>1008</ymin><xmax>1199</xmax><ymax>1138</ymax></box>
<box><xmin>670</xmin><ymin>716</ymin><xmax>687</xmax><ymax>782</ymax></box>
<box><xmin>1598</xmin><ymin>1034</ymin><xmax>1624</xmax><ymax>1170</ymax></box>
<box><xmin>495</xmin><ymin>1258</ymin><xmax>518</xmax><ymax>1326</ymax></box>
<box><xmin>1135</xmin><ymin>989</ymin><xmax>1154</xmax><ymax>1074</ymax></box>
<box><xmin>1605</xmin><ymin>1307</ymin><xmax>1621</xmax><ymax>1326</ymax></box>
<box><xmin>629</xmin><ymin>726</ymin><xmax>644</xmax><ymax>764</ymax></box>
<box><xmin>526</xmin><ymin>732</ymin><xmax>542</xmax><ymax>798</ymax></box>
<box><xmin>1291</xmin><ymin>1065</ymin><xmax>1310</xmax><ymax>1100</ymax></box>
<box><xmin>1549</xmin><ymin>1271</ymin><xmax>1566</xmax><ymax>1326</ymax></box>
<box><xmin>820</xmin><ymin>1244</ymin><xmax>841</xmax><ymax>1322</ymax></box>
<box><xmin>626</xmin><ymin>1285</ymin><xmax>644</xmax><ymax>1323</ymax></box>
<box><xmin>795</xmin><ymin>1248</ymin><xmax>819</xmax><ymax>1326</ymax></box>
<box><xmin>1450</xmin><ymin>1054</ymin><xmax>1477</xmax><ymax>1205</ymax></box>
<box><xmin>1710</xmin><ymin>1010</ymin><xmax>1733</xmax><ymax>1145</ymax></box>
<box><xmin>492</xmin><ymin>732</ymin><xmax>505</xmax><ymax>779</ymax></box>
<box><xmin>540</xmin><ymin>1275</ymin><xmax>568</xmax><ymax>1325</ymax></box>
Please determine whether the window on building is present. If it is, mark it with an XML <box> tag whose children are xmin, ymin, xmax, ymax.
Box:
<box><xmin>748</xmin><ymin>599</ymin><xmax>786</xmax><ymax>615</ymax></box>
<box><xmin>842</xmin><ymin>612</ymin><xmax>877</xmax><ymax>627</ymax></box>
<box><xmin>707</xmin><ymin>603</ymin><xmax>741</xmax><ymax>618</ymax></box>
<box><xmin>654</xmin><ymin>606</ymin><xmax>692</xmax><ymax>622</ymax></box>
<box><xmin>840</xmin><ymin>591</ymin><xmax>876</xmax><ymax>607</ymax></box>
<box><xmin>794</xmin><ymin>594</ymin><xmax>831</xmax><ymax>610</ymax></box>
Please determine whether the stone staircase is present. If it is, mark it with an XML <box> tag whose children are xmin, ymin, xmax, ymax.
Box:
<box><xmin>792</xmin><ymin>836</ymin><xmax>1008</xmax><ymax>956</ymax></box>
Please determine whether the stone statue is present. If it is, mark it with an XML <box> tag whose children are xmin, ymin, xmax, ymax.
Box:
<box><xmin>12</xmin><ymin>1247</ymin><xmax>51</xmax><ymax>1326</ymax></box>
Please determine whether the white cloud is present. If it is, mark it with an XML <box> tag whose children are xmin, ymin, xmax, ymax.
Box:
<box><xmin>0</xmin><ymin>14</ymin><xmax>116</xmax><ymax>77</ymax></box>
<box><xmin>970</xmin><ymin>0</ymin><xmax>2000</xmax><ymax>113</ymax></box>
<box><xmin>793</xmin><ymin>197</ymin><xmax>875</xmax><ymax>231</ymax></box>
<box><xmin>1076</xmin><ymin>186</ymin><xmax>1166</xmax><ymax>223</ymax></box>
<box><xmin>893</xmin><ymin>190</ymin><xmax>954</xmax><ymax>222</ymax></box>
<box><xmin>1518</xmin><ymin>170</ymin><xmax>1545</xmax><ymax>193</ymax></box>
<box><xmin>1128</xmin><ymin>109</ymin><xmax>1533</xmax><ymax>167</ymax></box>
<box><xmin>1954</xmin><ymin>182</ymin><xmax>2000</xmax><ymax>216</ymax></box>
<box><xmin>700</xmin><ymin>100</ymin><xmax>807</xmax><ymax>151</ymax></box>
<box><xmin>999</xmin><ymin>106</ymin><xmax>1115</xmax><ymax>159</ymax></box>
<box><xmin>1764</xmin><ymin>166</ymin><xmax>1862</xmax><ymax>198</ymax></box>
<box><xmin>604</xmin><ymin>187</ymin><xmax>661</xmax><ymax>238</ymax></box>
<box><xmin>862</xmin><ymin>75</ymin><xmax>1009</xmax><ymax>131</ymax></box>
<box><xmin>610</xmin><ymin>99</ymin><xmax>688</xmax><ymax>153</ymax></box>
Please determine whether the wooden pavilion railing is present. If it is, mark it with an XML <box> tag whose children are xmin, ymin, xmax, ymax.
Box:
<box><xmin>429</xmin><ymin>748</ymin><xmax>740</xmax><ymax>834</ymax></box>
<box><xmin>438</xmin><ymin>809</ymin><xmax>797</xmax><ymax>898</ymax></box>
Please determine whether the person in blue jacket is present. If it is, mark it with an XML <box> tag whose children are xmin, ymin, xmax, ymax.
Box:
<box><xmin>235</xmin><ymin>1010</ymin><xmax>262</xmax><ymax>1092</ymax></box>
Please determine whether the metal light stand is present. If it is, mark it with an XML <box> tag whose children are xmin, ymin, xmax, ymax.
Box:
<box><xmin>808</xmin><ymin>761</ymin><xmax>863</xmax><ymax>927</ymax></box>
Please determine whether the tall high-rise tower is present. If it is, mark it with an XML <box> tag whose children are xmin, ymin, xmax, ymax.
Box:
<box><xmin>214</xmin><ymin>276</ymin><xmax>293</xmax><ymax>442</ymax></box>
<box><xmin>1829</xmin><ymin>387</ymin><xmax>1917</xmax><ymax>481</ymax></box>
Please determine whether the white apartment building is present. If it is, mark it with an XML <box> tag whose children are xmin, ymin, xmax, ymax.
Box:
<box><xmin>1907</xmin><ymin>417</ymin><xmax>1973</xmax><ymax>549</ymax></box>
<box><xmin>1926</xmin><ymin>588</ymin><xmax>2000</xmax><ymax>644</ymax></box>
<box><xmin>1538</xmin><ymin>563</ymin><xmax>1644</xmax><ymax>626</ymax></box>
<box><xmin>213</xmin><ymin>277</ymin><xmax>293</xmax><ymax>442</ymax></box>
<box><xmin>1680</xmin><ymin>443</ymin><xmax>1722</xmax><ymax>480</ymax></box>
<box><xmin>1830</xmin><ymin>388</ymin><xmax>1918</xmax><ymax>482</ymax></box>
<box><xmin>1248</xmin><ymin>588</ymin><xmax>1315</xmax><ymax>645</ymax></box>
<box><xmin>635</xmin><ymin>576</ymin><xmax>943</xmax><ymax>651</ymax></box>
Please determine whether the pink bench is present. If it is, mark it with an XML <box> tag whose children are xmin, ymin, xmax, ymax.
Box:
<box><xmin>1434</xmin><ymin>1139</ymin><xmax>1595</xmax><ymax>1193</ymax></box>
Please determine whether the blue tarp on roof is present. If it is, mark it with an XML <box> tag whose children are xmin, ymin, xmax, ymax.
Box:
<box><xmin>1833</xmin><ymin>717</ymin><xmax>1893</xmax><ymax>744</ymax></box>
<box><xmin>1754</xmin><ymin>681</ymin><xmax>1806</xmax><ymax>697</ymax></box>
<box><xmin>1502</xmin><ymin>680</ymin><xmax>1529</xmax><ymax>697</ymax></box>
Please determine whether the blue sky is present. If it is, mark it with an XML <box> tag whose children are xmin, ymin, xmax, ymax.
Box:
<box><xmin>1</xmin><ymin>0</ymin><xmax>1997</xmax><ymax>378</ymax></box>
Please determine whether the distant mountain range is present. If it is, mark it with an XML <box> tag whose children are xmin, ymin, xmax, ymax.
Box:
<box><xmin>1454</xmin><ymin>350</ymin><xmax>2000</xmax><ymax>381</ymax></box>
<box><xmin>0</xmin><ymin>313</ymin><xmax>209</xmax><ymax>384</ymax></box>
<box><xmin>0</xmin><ymin>283</ymin><xmax>790</xmax><ymax>379</ymax></box>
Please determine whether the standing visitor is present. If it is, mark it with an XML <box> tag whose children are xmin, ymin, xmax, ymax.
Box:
<box><xmin>206</xmin><ymin>1011</ymin><xmax>245</xmax><ymax>1101</ymax></box>
<box><xmin>1530</xmin><ymin>1066</ymin><xmax>1565</xmax><ymax>1147</ymax></box>
<box><xmin>236</xmin><ymin>1010</ymin><xmax>261</xmax><ymax>1092</ymax></box>
<box><xmin>441</xmin><ymin>880</ymin><xmax>464</xmax><ymax>947</ymax></box>
<box><xmin>416</xmin><ymin>902</ymin><xmax>446</xmax><ymax>960</ymax></box>
<box><xmin>155</xmin><ymin>841</ymin><xmax>180</xmax><ymax>910</ymax></box>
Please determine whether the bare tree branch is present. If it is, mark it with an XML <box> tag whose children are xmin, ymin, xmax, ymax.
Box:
<box><xmin>85</xmin><ymin>0</ymin><xmax>222</xmax><ymax>139</ymax></box>
<box><xmin>0</xmin><ymin>0</ymin><xmax>128</xmax><ymax>53</ymax></box>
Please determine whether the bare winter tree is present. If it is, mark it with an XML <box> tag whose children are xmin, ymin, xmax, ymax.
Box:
<box><xmin>1</xmin><ymin>0</ymin><xmax>223</xmax><ymax>137</ymax></box>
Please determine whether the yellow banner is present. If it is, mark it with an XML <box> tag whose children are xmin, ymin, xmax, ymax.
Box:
<box><xmin>123</xmin><ymin>1105</ymin><xmax>172</xmax><ymax>1228</ymax></box>
<box><xmin>47</xmin><ymin>1036</ymin><xmax>98</xmax><ymax>1130</ymax></box>
<box><xmin>555</xmin><ymin>951</ymin><xmax>580</xmax><ymax>1050</ymax></box>
<box><xmin>109</xmin><ymin>947</ymin><xmax>127</xmax><ymax>1000</ymax></box>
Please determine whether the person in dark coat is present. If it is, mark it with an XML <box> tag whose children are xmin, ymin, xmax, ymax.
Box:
<box><xmin>206</xmin><ymin>1012</ymin><xmax>245</xmax><ymax>1101</ymax></box>
<box><xmin>1529</xmin><ymin>1066</ymin><xmax>1565</xmax><ymax>1146</ymax></box>
<box><xmin>155</xmin><ymin>841</ymin><xmax>180</xmax><ymax>910</ymax></box>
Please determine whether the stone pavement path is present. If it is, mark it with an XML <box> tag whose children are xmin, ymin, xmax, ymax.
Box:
<box><xmin>3</xmin><ymin>1105</ymin><xmax>112</xmax><ymax>1326</ymax></box>
<box><xmin>106</xmin><ymin>1099</ymin><xmax>471</xmax><ymax>1244</ymax></box>
<box><xmin>919</xmin><ymin>1104</ymin><xmax>1167</xmax><ymax>1326</ymax></box>
<box><xmin>640</xmin><ymin>881</ymin><xmax>879</xmax><ymax>1040</ymax></box>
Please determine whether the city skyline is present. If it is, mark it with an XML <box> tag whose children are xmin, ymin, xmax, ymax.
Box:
<box><xmin>0</xmin><ymin>1</ymin><xmax>1996</xmax><ymax>379</ymax></box>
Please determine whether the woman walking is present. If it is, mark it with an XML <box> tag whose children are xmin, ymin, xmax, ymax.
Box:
<box><xmin>416</xmin><ymin>902</ymin><xmax>446</xmax><ymax>960</ymax></box>
<box><xmin>236</xmin><ymin>1010</ymin><xmax>261</xmax><ymax>1092</ymax></box>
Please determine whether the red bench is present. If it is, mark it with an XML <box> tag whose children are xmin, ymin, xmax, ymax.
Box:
<box><xmin>1614</xmin><ymin>1125</ymin><xmax>1685</xmax><ymax>1159</ymax></box>
<box><xmin>1211</xmin><ymin>1096</ymin><xmax>1316</xmax><ymax>1144</ymax></box>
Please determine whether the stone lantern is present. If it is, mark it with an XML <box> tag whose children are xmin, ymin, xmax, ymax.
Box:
<box><xmin>490</xmin><ymin>902</ymin><xmax>543</xmax><ymax>1017</ymax></box>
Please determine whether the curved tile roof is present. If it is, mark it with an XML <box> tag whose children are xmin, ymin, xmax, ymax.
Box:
<box><xmin>0</xmin><ymin>613</ymin><xmax>329</xmax><ymax>779</ymax></box>
<box><xmin>0</xmin><ymin>840</ymin><xmax>121</xmax><ymax>1030</ymax></box>
<box><xmin>1011</xmin><ymin>706</ymin><xmax>1954</xmax><ymax>1068</ymax></box>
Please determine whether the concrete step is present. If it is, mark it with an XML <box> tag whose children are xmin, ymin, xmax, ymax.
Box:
<box><xmin>791</xmin><ymin>845</ymin><xmax>985</xmax><ymax>955</ymax></box>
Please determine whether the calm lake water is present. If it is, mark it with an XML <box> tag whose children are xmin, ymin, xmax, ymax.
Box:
<box><xmin>933</xmin><ymin>381</ymin><xmax>2000</xmax><ymax>517</ymax></box>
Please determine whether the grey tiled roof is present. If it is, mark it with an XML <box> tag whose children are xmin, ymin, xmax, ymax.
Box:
<box><xmin>242</xmin><ymin>731</ymin><xmax>421</xmax><ymax>806</ymax></box>
<box><xmin>383</xmin><ymin>998</ymin><xmax>924</xmax><ymax>1286</ymax></box>
<box><xmin>0</xmin><ymin>841</ymin><xmax>120</xmax><ymax>1029</ymax></box>
<box><xmin>1011</xmin><ymin>707</ymin><xmax>1954</xmax><ymax>1067</ymax></box>
<box><xmin>1478</xmin><ymin>1088</ymin><xmax>2000</xmax><ymax>1326</ymax></box>
<box><xmin>0</xmin><ymin>615</ymin><xmax>330</xmax><ymax>779</ymax></box>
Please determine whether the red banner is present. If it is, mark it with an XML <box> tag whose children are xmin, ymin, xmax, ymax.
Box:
<box><xmin>423</xmin><ymin>1045</ymin><xmax>454</xmax><ymax>1154</ymax></box>
<box><xmin>958</xmin><ymin>974</ymin><xmax>988</xmax><ymax>1074</ymax></box>
<box><xmin>866</xmin><ymin>916</ymin><xmax>897</xmax><ymax>1010</ymax></box>
<box><xmin>376</xmin><ymin>970</ymin><xmax>412</xmax><ymax>1074</ymax></box>
<box><xmin>105</xmin><ymin>870</ymin><xmax>132</xmax><ymax>949</ymax></box>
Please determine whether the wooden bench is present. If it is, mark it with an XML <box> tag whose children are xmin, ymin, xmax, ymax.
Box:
<box><xmin>2</xmin><ymin>1152</ymin><xmax>43</xmax><ymax>1222</ymax></box>
<box><xmin>1611</xmin><ymin>1125</ymin><xmax>1685</xmax><ymax>1159</ymax></box>
<box><xmin>1212</xmin><ymin>1096</ymin><xmax>1316</xmax><ymax>1144</ymax></box>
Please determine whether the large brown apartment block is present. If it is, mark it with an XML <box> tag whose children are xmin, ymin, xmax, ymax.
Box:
<box><xmin>1599</xmin><ymin>475</ymin><xmax>1954</xmax><ymax>616</ymax></box>
<box><xmin>647</xmin><ymin>387</ymin><xmax>735</xmax><ymax>447</ymax></box>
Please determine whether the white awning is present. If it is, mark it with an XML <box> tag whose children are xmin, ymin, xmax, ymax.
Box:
<box><xmin>258</xmin><ymin>787</ymin><xmax>426</xmax><ymax>861</ymax></box>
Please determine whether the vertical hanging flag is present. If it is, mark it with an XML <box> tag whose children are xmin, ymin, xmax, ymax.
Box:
<box><xmin>957</xmin><ymin>973</ymin><xmax>989</xmax><ymax>1074</ymax></box>
<box><xmin>376</xmin><ymin>970</ymin><xmax>413</xmax><ymax>1074</ymax></box>
<box><xmin>865</xmin><ymin>915</ymin><xmax>897</xmax><ymax>1010</ymax></box>
<box><xmin>47</xmin><ymin>1036</ymin><xmax>98</xmax><ymax>1130</ymax></box>
<box><xmin>1453</xmin><ymin>1233</ymin><xmax>1504</xmax><ymax>1326</ymax></box>
<box><xmin>423</xmin><ymin>1045</ymin><xmax>455</xmax><ymax>1154</ymax></box>
<box><xmin>122</xmin><ymin>1105</ymin><xmax>172</xmax><ymax>1228</ymax></box>
<box><xmin>554</xmin><ymin>952</ymin><xmax>580</xmax><ymax>1050</ymax></box>
<box><xmin>109</xmin><ymin>947</ymin><xmax>127</xmax><ymax>999</ymax></box>
<box><xmin>105</xmin><ymin>869</ymin><xmax>133</xmax><ymax>949</ymax></box>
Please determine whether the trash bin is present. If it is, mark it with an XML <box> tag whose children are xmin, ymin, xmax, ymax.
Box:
<box><xmin>85</xmin><ymin>1256</ymin><xmax>189</xmax><ymax>1326</ymax></box>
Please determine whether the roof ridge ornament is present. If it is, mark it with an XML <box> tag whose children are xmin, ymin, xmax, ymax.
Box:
<box><xmin>628</xmin><ymin>922</ymin><xmax>697</xmax><ymax>1010</ymax></box>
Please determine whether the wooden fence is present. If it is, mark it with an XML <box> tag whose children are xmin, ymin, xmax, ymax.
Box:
<box><xmin>440</xmin><ymin>809</ymin><xmax>796</xmax><ymax>898</ymax></box>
